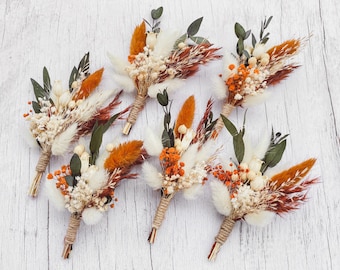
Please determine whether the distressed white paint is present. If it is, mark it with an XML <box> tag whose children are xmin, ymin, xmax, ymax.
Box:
<box><xmin>0</xmin><ymin>0</ymin><xmax>339</xmax><ymax>269</ymax></box>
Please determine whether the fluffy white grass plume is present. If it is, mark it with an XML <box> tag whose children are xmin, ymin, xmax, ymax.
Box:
<box><xmin>148</xmin><ymin>78</ymin><xmax>184</xmax><ymax>98</ymax></box>
<box><xmin>222</xmin><ymin>51</ymin><xmax>238</xmax><ymax>79</ymax></box>
<box><xmin>244</xmin><ymin>210</ymin><xmax>275</xmax><ymax>227</ymax></box>
<box><xmin>153</xmin><ymin>30</ymin><xmax>181</xmax><ymax>58</ymax></box>
<box><xmin>45</xmin><ymin>179</ymin><xmax>65</xmax><ymax>211</ymax></box>
<box><xmin>82</xmin><ymin>208</ymin><xmax>103</xmax><ymax>225</ymax></box>
<box><xmin>107</xmin><ymin>53</ymin><xmax>130</xmax><ymax>75</ymax></box>
<box><xmin>76</xmin><ymin>88</ymin><xmax>116</xmax><ymax>122</ymax></box>
<box><xmin>183</xmin><ymin>184</ymin><xmax>204</xmax><ymax>200</ymax></box>
<box><xmin>211</xmin><ymin>76</ymin><xmax>227</xmax><ymax>100</ymax></box>
<box><xmin>195</xmin><ymin>140</ymin><xmax>217</xmax><ymax>163</ymax></box>
<box><xmin>143</xmin><ymin>162</ymin><xmax>162</xmax><ymax>190</ymax></box>
<box><xmin>20</xmin><ymin>124</ymin><xmax>39</xmax><ymax>148</ymax></box>
<box><xmin>87</xmin><ymin>168</ymin><xmax>109</xmax><ymax>191</ymax></box>
<box><xmin>242</xmin><ymin>91</ymin><xmax>271</xmax><ymax>107</ymax></box>
<box><xmin>144</xmin><ymin>127</ymin><xmax>163</xmax><ymax>156</ymax></box>
<box><xmin>210</xmin><ymin>180</ymin><xmax>232</xmax><ymax>216</ymax></box>
<box><xmin>51</xmin><ymin>123</ymin><xmax>78</xmax><ymax>155</ymax></box>
<box><xmin>253</xmin><ymin>132</ymin><xmax>271</xmax><ymax>160</ymax></box>
<box><xmin>241</xmin><ymin>135</ymin><xmax>254</xmax><ymax>164</ymax></box>
<box><xmin>180</xmin><ymin>144</ymin><xmax>199</xmax><ymax>174</ymax></box>
<box><xmin>112</xmin><ymin>73</ymin><xmax>135</xmax><ymax>93</ymax></box>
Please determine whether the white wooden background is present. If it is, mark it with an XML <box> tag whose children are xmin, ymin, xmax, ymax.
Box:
<box><xmin>1</xmin><ymin>0</ymin><xmax>339</xmax><ymax>269</ymax></box>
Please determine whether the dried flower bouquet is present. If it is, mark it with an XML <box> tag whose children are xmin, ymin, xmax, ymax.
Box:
<box><xmin>46</xmin><ymin>121</ymin><xmax>147</xmax><ymax>258</ymax></box>
<box><xmin>212</xmin><ymin>17</ymin><xmax>304</xmax><ymax>137</ymax></box>
<box><xmin>24</xmin><ymin>53</ymin><xmax>125</xmax><ymax>197</ymax></box>
<box><xmin>142</xmin><ymin>90</ymin><xmax>217</xmax><ymax>243</ymax></box>
<box><xmin>208</xmin><ymin>114</ymin><xmax>317</xmax><ymax>261</ymax></box>
<box><xmin>108</xmin><ymin>6</ymin><xmax>221</xmax><ymax>135</ymax></box>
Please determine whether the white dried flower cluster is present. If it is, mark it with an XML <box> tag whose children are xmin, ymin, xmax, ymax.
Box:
<box><xmin>65</xmin><ymin>178</ymin><xmax>93</xmax><ymax>213</ymax></box>
<box><xmin>174</xmin><ymin>125</ymin><xmax>196</xmax><ymax>154</ymax></box>
<box><xmin>125</xmin><ymin>46</ymin><xmax>176</xmax><ymax>87</ymax></box>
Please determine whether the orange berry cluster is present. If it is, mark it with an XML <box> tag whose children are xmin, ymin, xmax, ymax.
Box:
<box><xmin>47</xmin><ymin>165</ymin><xmax>71</xmax><ymax>195</ymax></box>
<box><xmin>225</xmin><ymin>64</ymin><xmax>249</xmax><ymax>92</ymax></box>
<box><xmin>159</xmin><ymin>147</ymin><xmax>185</xmax><ymax>177</ymax></box>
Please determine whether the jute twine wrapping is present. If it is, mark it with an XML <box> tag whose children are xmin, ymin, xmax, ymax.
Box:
<box><xmin>152</xmin><ymin>193</ymin><xmax>174</xmax><ymax>229</ymax></box>
<box><xmin>28</xmin><ymin>148</ymin><xmax>52</xmax><ymax>197</ymax></box>
<box><xmin>213</xmin><ymin>103</ymin><xmax>235</xmax><ymax>137</ymax></box>
<box><xmin>127</xmin><ymin>94</ymin><xmax>147</xmax><ymax>123</ymax></box>
<box><xmin>62</xmin><ymin>213</ymin><xmax>81</xmax><ymax>259</ymax></box>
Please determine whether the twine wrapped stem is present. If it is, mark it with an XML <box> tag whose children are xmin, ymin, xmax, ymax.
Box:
<box><xmin>208</xmin><ymin>215</ymin><xmax>236</xmax><ymax>261</ymax></box>
<box><xmin>211</xmin><ymin>103</ymin><xmax>235</xmax><ymax>139</ymax></box>
<box><xmin>62</xmin><ymin>213</ymin><xmax>82</xmax><ymax>259</ymax></box>
<box><xmin>28</xmin><ymin>148</ymin><xmax>52</xmax><ymax>197</ymax></box>
<box><xmin>148</xmin><ymin>192</ymin><xmax>175</xmax><ymax>243</ymax></box>
<box><xmin>123</xmin><ymin>94</ymin><xmax>148</xmax><ymax>135</ymax></box>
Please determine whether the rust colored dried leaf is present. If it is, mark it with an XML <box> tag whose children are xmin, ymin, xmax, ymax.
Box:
<box><xmin>104</xmin><ymin>140</ymin><xmax>144</xmax><ymax>172</ymax></box>
<box><xmin>174</xmin><ymin>95</ymin><xmax>195</xmax><ymax>137</ymax></box>
<box><xmin>73</xmin><ymin>68</ymin><xmax>104</xmax><ymax>101</ymax></box>
<box><xmin>267</xmin><ymin>39</ymin><xmax>300</xmax><ymax>59</ymax></box>
<box><xmin>266</xmin><ymin>65</ymin><xmax>299</xmax><ymax>86</ymax></box>
<box><xmin>129</xmin><ymin>21</ymin><xmax>146</xmax><ymax>59</ymax></box>
<box><xmin>270</xmin><ymin>158</ymin><xmax>316</xmax><ymax>189</ymax></box>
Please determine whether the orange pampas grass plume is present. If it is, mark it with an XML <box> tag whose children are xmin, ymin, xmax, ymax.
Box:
<box><xmin>129</xmin><ymin>21</ymin><xmax>146</xmax><ymax>62</ymax></box>
<box><xmin>174</xmin><ymin>95</ymin><xmax>195</xmax><ymax>136</ymax></box>
<box><xmin>104</xmin><ymin>140</ymin><xmax>144</xmax><ymax>171</ymax></box>
<box><xmin>270</xmin><ymin>158</ymin><xmax>316</xmax><ymax>189</ymax></box>
<box><xmin>267</xmin><ymin>39</ymin><xmax>300</xmax><ymax>58</ymax></box>
<box><xmin>73</xmin><ymin>68</ymin><xmax>104</xmax><ymax>101</ymax></box>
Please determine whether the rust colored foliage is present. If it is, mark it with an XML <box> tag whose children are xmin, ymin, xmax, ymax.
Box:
<box><xmin>73</xmin><ymin>68</ymin><xmax>104</xmax><ymax>101</ymax></box>
<box><xmin>129</xmin><ymin>21</ymin><xmax>146</xmax><ymax>61</ymax></box>
<box><xmin>174</xmin><ymin>95</ymin><xmax>195</xmax><ymax>137</ymax></box>
<box><xmin>267</xmin><ymin>39</ymin><xmax>300</xmax><ymax>59</ymax></box>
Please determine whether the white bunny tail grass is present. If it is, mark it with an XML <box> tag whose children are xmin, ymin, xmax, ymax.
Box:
<box><xmin>211</xmin><ymin>76</ymin><xmax>227</xmax><ymax>100</ymax></box>
<box><xmin>45</xmin><ymin>179</ymin><xmax>65</xmax><ymax>211</ymax></box>
<box><xmin>148</xmin><ymin>78</ymin><xmax>183</xmax><ymax>98</ymax></box>
<box><xmin>112</xmin><ymin>73</ymin><xmax>135</xmax><ymax>93</ymax></box>
<box><xmin>183</xmin><ymin>184</ymin><xmax>203</xmax><ymax>200</ymax></box>
<box><xmin>51</xmin><ymin>123</ymin><xmax>78</xmax><ymax>155</ymax></box>
<box><xmin>153</xmin><ymin>30</ymin><xmax>181</xmax><ymax>58</ymax></box>
<box><xmin>82</xmin><ymin>208</ymin><xmax>103</xmax><ymax>225</ymax></box>
<box><xmin>143</xmin><ymin>127</ymin><xmax>163</xmax><ymax>156</ymax></box>
<box><xmin>244</xmin><ymin>210</ymin><xmax>275</xmax><ymax>227</ymax></box>
<box><xmin>107</xmin><ymin>53</ymin><xmax>130</xmax><ymax>75</ymax></box>
<box><xmin>143</xmin><ymin>162</ymin><xmax>163</xmax><ymax>190</ymax></box>
<box><xmin>210</xmin><ymin>180</ymin><xmax>232</xmax><ymax>216</ymax></box>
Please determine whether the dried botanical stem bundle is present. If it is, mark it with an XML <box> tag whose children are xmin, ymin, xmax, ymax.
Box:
<box><xmin>24</xmin><ymin>53</ymin><xmax>126</xmax><ymax>197</ymax></box>
<box><xmin>207</xmin><ymin>115</ymin><xmax>317</xmax><ymax>261</ymax></box>
<box><xmin>45</xmin><ymin>121</ymin><xmax>147</xmax><ymax>258</ymax></box>
<box><xmin>211</xmin><ymin>17</ymin><xmax>304</xmax><ymax>138</ymax></box>
<box><xmin>108</xmin><ymin>6</ymin><xmax>221</xmax><ymax>135</ymax></box>
<box><xmin>143</xmin><ymin>90</ymin><xmax>218</xmax><ymax>243</ymax></box>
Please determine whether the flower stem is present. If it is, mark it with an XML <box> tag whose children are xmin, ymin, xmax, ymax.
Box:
<box><xmin>123</xmin><ymin>94</ymin><xmax>147</xmax><ymax>135</ymax></box>
<box><xmin>62</xmin><ymin>213</ymin><xmax>81</xmax><ymax>259</ymax></box>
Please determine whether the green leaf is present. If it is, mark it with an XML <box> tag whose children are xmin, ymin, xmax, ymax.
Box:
<box><xmin>43</xmin><ymin>67</ymin><xmax>51</xmax><ymax>93</ymax></box>
<box><xmin>244</xmin><ymin>30</ymin><xmax>251</xmax><ymax>39</ymax></box>
<box><xmin>32</xmin><ymin>101</ymin><xmax>41</xmax><ymax>113</ymax></box>
<box><xmin>190</xmin><ymin>36</ymin><xmax>210</xmax><ymax>45</ymax></box>
<box><xmin>31</xmin><ymin>78</ymin><xmax>46</xmax><ymax>101</ymax></box>
<box><xmin>236</xmin><ymin>38</ymin><xmax>244</xmax><ymax>56</ymax></box>
<box><xmin>161</xmin><ymin>129</ymin><xmax>171</xmax><ymax>148</ymax></box>
<box><xmin>164</xmin><ymin>112</ymin><xmax>171</xmax><ymax>128</ymax></box>
<box><xmin>187</xmin><ymin>17</ymin><xmax>203</xmax><ymax>37</ymax></box>
<box><xmin>221</xmin><ymin>114</ymin><xmax>238</xmax><ymax>137</ymax></box>
<box><xmin>265</xmin><ymin>16</ymin><xmax>273</xmax><ymax>28</ymax></box>
<box><xmin>70</xmin><ymin>154</ymin><xmax>81</xmax><ymax>177</ymax></box>
<box><xmin>151</xmin><ymin>6</ymin><xmax>163</xmax><ymax>20</ymax></box>
<box><xmin>242</xmin><ymin>49</ymin><xmax>250</xmax><ymax>59</ymax></box>
<box><xmin>65</xmin><ymin>175</ymin><xmax>76</xmax><ymax>187</ymax></box>
<box><xmin>89</xmin><ymin>125</ymin><xmax>104</xmax><ymax>165</ymax></box>
<box><xmin>235</xmin><ymin>22</ymin><xmax>246</xmax><ymax>39</ymax></box>
<box><xmin>252</xmin><ymin>33</ymin><xmax>257</xmax><ymax>47</ymax></box>
<box><xmin>69</xmin><ymin>66</ymin><xmax>78</xmax><ymax>90</ymax></box>
<box><xmin>77</xmin><ymin>52</ymin><xmax>90</xmax><ymax>78</ymax></box>
<box><xmin>261</xmin><ymin>37</ymin><xmax>269</xmax><ymax>44</ymax></box>
<box><xmin>233</xmin><ymin>133</ymin><xmax>245</xmax><ymax>164</ymax></box>
<box><xmin>173</xmin><ymin>33</ymin><xmax>187</xmax><ymax>49</ymax></box>
<box><xmin>157</xmin><ymin>91</ymin><xmax>168</xmax><ymax>106</ymax></box>
<box><xmin>102</xmin><ymin>112</ymin><xmax>120</xmax><ymax>133</ymax></box>
<box><xmin>261</xmin><ymin>140</ymin><xmax>286</xmax><ymax>172</ymax></box>
<box><xmin>168</xmin><ymin>128</ymin><xmax>175</xmax><ymax>147</ymax></box>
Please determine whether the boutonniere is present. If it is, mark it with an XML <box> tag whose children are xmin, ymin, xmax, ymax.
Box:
<box><xmin>212</xmin><ymin>17</ymin><xmax>304</xmax><ymax>137</ymax></box>
<box><xmin>109</xmin><ymin>6</ymin><xmax>221</xmax><ymax>135</ymax></box>
<box><xmin>142</xmin><ymin>90</ymin><xmax>218</xmax><ymax>243</ymax></box>
<box><xmin>208</xmin><ymin>115</ymin><xmax>317</xmax><ymax>260</ymax></box>
<box><xmin>46</xmin><ymin>121</ymin><xmax>147</xmax><ymax>258</ymax></box>
<box><xmin>24</xmin><ymin>53</ymin><xmax>126</xmax><ymax>197</ymax></box>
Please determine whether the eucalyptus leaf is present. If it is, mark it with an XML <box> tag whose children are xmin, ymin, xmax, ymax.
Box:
<box><xmin>69</xmin><ymin>66</ymin><xmax>78</xmax><ymax>91</ymax></box>
<box><xmin>151</xmin><ymin>6</ymin><xmax>163</xmax><ymax>20</ymax></box>
<box><xmin>32</xmin><ymin>101</ymin><xmax>41</xmax><ymax>113</ymax></box>
<box><xmin>190</xmin><ymin>36</ymin><xmax>210</xmax><ymax>45</ymax></box>
<box><xmin>261</xmin><ymin>37</ymin><xmax>269</xmax><ymax>44</ymax></box>
<box><xmin>265</xmin><ymin>16</ymin><xmax>273</xmax><ymax>28</ymax></box>
<box><xmin>221</xmin><ymin>114</ymin><xmax>238</xmax><ymax>136</ymax></box>
<box><xmin>164</xmin><ymin>112</ymin><xmax>171</xmax><ymax>128</ymax></box>
<box><xmin>235</xmin><ymin>22</ymin><xmax>246</xmax><ymax>39</ymax></box>
<box><xmin>70</xmin><ymin>154</ymin><xmax>81</xmax><ymax>177</ymax></box>
<box><xmin>173</xmin><ymin>33</ymin><xmax>187</xmax><ymax>49</ymax></box>
<box><xmin>102</xmin><ymin>112</ymin><xmax>120</xmax><ymax>133</ymax></box>
<box><xmin>244</xmin><ymin>30</ymin><xmax>251</xmax><ymax>39</ymax></box>
<box><xmin>233</xmin><ymin>133</ymin><xmax>245</xmax><ymax>164</ymax></box>
<box><xmin>169</xmin><ymin>128</ymin><xmax>175</xmax><ymax>147</ymax></box>
<box><xmin>77</xmin><ymin>52</ymin><xmax>90</xmax><ymax>78</ymax></box>
<box><xmin>157</xmin><ymin>92</ymin><xmax>168</xmax><ymax>106</ymax></box>
<box><xmin>31</xmin><ymin>78</ymin><xmax>46</xmax><ymax>101</ymax></box>
<box><xmin>237</xmin><ymin>38</ymin><xmax>244</xmax><ymax>56</ymax></box>
<box><xmin>261</xmin><ymin>140</ymin><xmax>286</xmax><ymax>173</ymax></box>
<box><xmin>43</xmin><ymin>67</ymin><xmax>51</xmax><ymax>93</ymax></box>
<box><xmin>242</xmin><ymin>50</ymin><xmax>250</xmax><ymax>59</ymax></box>
<box><xmin>162</xmin><ymin>129</ymin><xmax>171</xmax><ymax>148</ymax></box>
<box><xmin>187</xmin><ymin>17</ymin><xmax>203</xmax><ymax>37</ymax></box>
<box><xmin>252</xmin><ymin>33</ymin><xmax>257</xmax><ymax>47</ymax></box>
<box><xmin>65</xmin><ymin>175</ymin><xmax>76</xmax><ymax>187</ymax></box>
<box><xmin>89</xmin><ymin>125</ymin><xmax>104</xmax><ymax>165</ymax></box>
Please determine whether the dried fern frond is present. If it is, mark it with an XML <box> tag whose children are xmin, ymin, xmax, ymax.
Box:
<box><xmin>104</xmin><ymin>140</ymin><xmax>144</xmax><ymax>171</ymax></box>
<box><xmin>174</xmin><ymin>95</ymin><xmax>195</xmax><ymax>136</ymax></box>
<box><xmin>129</xmin><ymin>21</ymin><xmax>146</xmax><ymax>58</ymax></box>
<box><xmin>266</xmin><ymin>64</ymin><xmax>299</xmax><ymax>86</ymax></box>
<box><xmin>269</xmin><ymin>158</ymin><xmax>316</xmax><ymax>189</ymax></box>
<box><xmin>73</xmin><ymin>68</ymin><xmax>104</xmax><ymax>101</ymax></box>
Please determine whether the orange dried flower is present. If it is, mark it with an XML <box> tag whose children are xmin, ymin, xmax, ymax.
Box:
<box><xmin>129</xmin><ymin>21</ymin><xmax>146</xmax><ymax>60</ymax></box>
<box><xmin>73</xmin><ymin>68</ymin><xmax>104</xmax><ymax>101</ymax></box>
<box><xmin>174</xmin><ymin>95</ymin><xmax>195</xmax><ymax>137</ymax></box>
<box><xmin>267</xmin><ymin>39</ymin><xmax>300</xmax><ymax>58</ymax></box>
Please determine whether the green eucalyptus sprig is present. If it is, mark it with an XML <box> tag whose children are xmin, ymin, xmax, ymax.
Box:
<box><xmin>144</xmin><ymin>6</ymin><xmax>163</xmax><ymax>33</ymax></box>
<box><xmin>221</xmin><ymin>113</ymin><xmax>288</xmax><ymax>172</ymax></box>
<box><xmin>156</xmin><ymin>89</ymin><xmax>175</xmax><ymax>148</ymax></box>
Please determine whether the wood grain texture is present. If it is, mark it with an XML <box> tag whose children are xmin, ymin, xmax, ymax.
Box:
<box><xmin>0</xmin><ymin>0</ymin><xmax>339</xmax><ymax>269</ymax></box>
